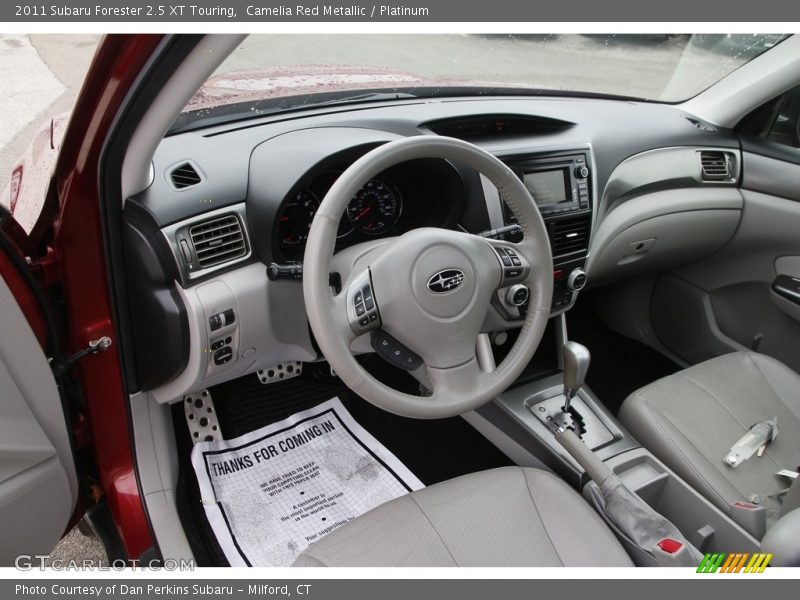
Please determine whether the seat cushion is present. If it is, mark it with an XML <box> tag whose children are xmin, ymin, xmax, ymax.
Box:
<box><xmin>293</xmin><ymin>466</ymin><xmax>632</xmax><ymax>567</ymax></box>
<box><xmin>620</xmin><ymin>351</ymin><xmax>800</xmax><ymax>532</ymax></box>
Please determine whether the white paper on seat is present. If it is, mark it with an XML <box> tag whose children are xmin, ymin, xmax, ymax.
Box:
<box><xmin>191</xmin><ymin>397</ymin><xmax>424</xmax><ymax>566</ymax></box>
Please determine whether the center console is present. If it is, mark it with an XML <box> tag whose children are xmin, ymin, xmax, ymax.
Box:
<box><xmin>482</xmin><ymin>147</ymin><xmax>594</xmax><ymax>318</ymax></box>
<box><xmin>479</xmin><ymin>312</ymin><xmax>762</xmax><ymax>565</ymax></box>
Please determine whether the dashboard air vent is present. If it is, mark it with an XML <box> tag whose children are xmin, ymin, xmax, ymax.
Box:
<box><xmin>189</xmin><ymin>214</ymin><xmax>247</xmax><ymax>268</ymax></box>
<box><xmin>170</xmin><ymin>162</ymin><xmax>202</xmax><ymax>189</ymax></box>
<box><xmin>699</xmin><ymin>151</ymin><xmax>732</xmax><ymax>181</ymax></box>
<box><xmin>549</xmin><ymin>217</ymin><xmax>590</xmax><ymax>258</ymax></box>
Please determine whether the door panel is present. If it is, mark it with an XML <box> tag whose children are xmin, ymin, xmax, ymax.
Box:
<box><xmin>654</xmin><ymin>152</ymin><xmax>800</xmax><ymax>373</ymax></box>
<box><xmin>0</xmin><ymin>274</ymin><xmax>76</xmax><ymax>565</ymax></box>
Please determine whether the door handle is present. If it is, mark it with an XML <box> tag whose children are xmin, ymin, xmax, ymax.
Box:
<box><xmin>772</xmin><ymin>275</ymin><xmax>800</xmax><ymax>305</ymax></box>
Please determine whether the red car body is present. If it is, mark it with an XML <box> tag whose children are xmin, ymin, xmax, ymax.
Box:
<box><xmin>0</xmin><ymin>35</ymin><xmax>165</xmax><ymax>560</ymax></box>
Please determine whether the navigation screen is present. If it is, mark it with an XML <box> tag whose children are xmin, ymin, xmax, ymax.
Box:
<box><xmin>523</xmin><ymin>169</ymin><xmax>568</xmax><ymax>205</ymax></box>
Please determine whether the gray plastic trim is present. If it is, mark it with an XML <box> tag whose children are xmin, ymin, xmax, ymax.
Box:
<box><xmin>600</xmin><ymin>146</ymin><xmax>740</xmax><ymax>216</ymax></box>
<box><xmin>586</xmin><ymin>187</ymin><xmax>742</xmax><ymax>285</ymax></box>
<box><xmin>681</xmin><ymin>34</ymin><xmax>800</xmax><ymax>128</ymax></box>
<box><xmin>651</xmin><ymin>273</ymin><xmax>750</xmax><ymax>366</ymax></box>
<box><xmin>149</xmin><ymin>262</ymin><xmax>317</xmax><ymax>404</ymax></box>
<box><xmin>460</xmin><ymin>410</ymin><xmax>549</xmax><ymax>471</ymax></box>
<box><xmin>129</xmin><ymin>391</ymin><xmax>195</xmax><ymax>562</ymax></box>
<box><xmin>479</xmin><ymin>174</ymin><xmax>505</xmax><ymax>230</ymax></box>
<box><xmin>743</xmin><ymin>151</ymin><xmax>800</xmax><ymax>202</ymax></box>
<box><xmin>588</xmin><ymin>448</ymin><xmax>759</xmax><ymax>555</ymax></box>
<box><xmin>494</xmin><ymin>373</ymin><xmax>639</xmax><ymax>477</ymax></box>
<box><xmin>121</xmin><ymin>35</ymin><xmax>245</xmax><ymax>199</ymax></box>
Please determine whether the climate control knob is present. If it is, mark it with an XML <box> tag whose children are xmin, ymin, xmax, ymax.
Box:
<box><xmin>567</xmin><ymin>269</ymin><xmax>587</xmax><ymax>292</ymax></box>
<box><xmin>506</xmin><ymin>284</ymin><xmax>530</xmax><ymax>307</ymax></box>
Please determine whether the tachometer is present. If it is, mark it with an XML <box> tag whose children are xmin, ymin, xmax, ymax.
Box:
<box><xmin>346</xmin><ymin>176</ymin><xmax>402</xmax><ymax>235</ymax></box>
<box><xmin>278</xmin><ymin>189</ymin><xmax>319</xmax><ymax>248</ymax></box>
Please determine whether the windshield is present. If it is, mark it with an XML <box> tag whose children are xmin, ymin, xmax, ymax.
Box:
<box><xmin>177</xmin><ymin>33</ymin><xmax>789</xmax><ymax>132</ymax></box>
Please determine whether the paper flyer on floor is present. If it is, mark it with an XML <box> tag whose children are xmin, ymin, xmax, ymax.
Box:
<box><xmin>191</xmin><ymin>397</ymin><xmax>424</xmax><ymax>566</ymax></box>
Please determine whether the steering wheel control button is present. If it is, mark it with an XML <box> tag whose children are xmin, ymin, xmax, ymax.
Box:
<box><xmin>491</xmin><ymin>245</ymin><xmax>527</xmax><ymax>283</ymax></box>
<box><xmin>371</xmin><ymin>330</ymin><xmax>423</xmax><ymax>371</ymax></box>
<box><xmin>348</xmin><ymin>272</ymin><xmax>382</xmax><ymax>333</ymax></box>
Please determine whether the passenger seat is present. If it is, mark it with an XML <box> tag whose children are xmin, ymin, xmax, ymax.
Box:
<box><xmin>619</xmin><ymin>351</ymin><xmax>800</xmax><ymax>538</ymax></box>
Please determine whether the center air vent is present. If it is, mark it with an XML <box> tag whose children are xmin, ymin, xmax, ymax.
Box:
<box><xmin>170</xmin><ymin>162</ymin><xmax>202</xmax><ymax>189</ymax></box>
<box><xmin>549</xmin><ymin>216</ymin><xmax>590</xmax><ymax>258</ymax></box>
<box><xmin>699</xmin><ymin>151</ymin><xmax>732</xmax><ymax>181</ymax></box>
<box><xmin>189</xmin><ymin>214</ymin><xmax>247</xmax><ymax>268</ymax></box>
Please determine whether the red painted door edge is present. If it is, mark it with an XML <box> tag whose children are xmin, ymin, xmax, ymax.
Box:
<box><xmin>52</xmin><ymin>34</ymin><xmax>165</xmax><ymax>560</ymax></box>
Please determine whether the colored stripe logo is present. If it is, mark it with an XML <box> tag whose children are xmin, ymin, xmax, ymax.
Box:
<box><xmin>697</xmin><ymin>552</ymin><xmax>772</xmax><ymax>573</ymax></box>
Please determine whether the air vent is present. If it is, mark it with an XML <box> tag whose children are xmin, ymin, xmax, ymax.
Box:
<box><xmin>170</xmin><ymin>162</ymin><xmax>202</xmax><ymax>189</ymax></box>
<box><xmin>684</xmin><ymin>116</ymin><xmax>716</xmax><ymax>133</ymax></box>
<box><xmin>699</xmin><ymin>151</ymin><xmax>732</xmax><ymax>181</ymax></box>
<box><xmin>549</xmin><ymin>217</ymin><xmax>590</xmax><ymax>258</ymax></box>
<box><xmin>189</xmin><ymin>214</ymin><xmax>247</xmax><ymax>268</ymax></box>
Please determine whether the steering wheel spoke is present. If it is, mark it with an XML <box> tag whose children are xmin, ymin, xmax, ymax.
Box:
<box><xmin>426</xmin><ymin>359</ymin><xmax>492</xmax><ymax>403</ymax></box>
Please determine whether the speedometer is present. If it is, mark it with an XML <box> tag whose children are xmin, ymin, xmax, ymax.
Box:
<box><xmin>346</xmin><ymin>176</ymin><xmax>402</xmax><ymax>235</ymax></box>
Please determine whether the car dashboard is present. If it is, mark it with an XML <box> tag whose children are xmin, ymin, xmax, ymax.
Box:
<box><xmin>121</xmin><ymin>96</ymin><xmax>742</xmax><ymax>403</ymax></box>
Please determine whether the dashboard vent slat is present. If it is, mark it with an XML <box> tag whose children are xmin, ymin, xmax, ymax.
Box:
<box><xmin>170</xmin><ymin>162</ymin><xmax>202</xmax><ymax>189</ymax></box>
<box><xmin>189</xmin><ymin>215</ymin><xmax>247</xmax><ymax>268</ymax></box>
<box><xmin>699</xmin><ymin>151</ymin><xmax>731</xmax><ymax>181</ymax></box>
<box><xmin>550</xmin><ymin>216</ymin><xmax>590</xmax><ymax>258</ymax></box>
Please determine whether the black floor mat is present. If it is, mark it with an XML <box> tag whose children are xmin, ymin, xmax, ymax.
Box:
<box><xmin>566</xmin><ymin>297</ymin><xmax>681</xmax><ymax>415</ymax></box>
<box><xmin>173</xmin><ymin>360</ymin><xmax>512</xmax><ymax>565</ymax></box>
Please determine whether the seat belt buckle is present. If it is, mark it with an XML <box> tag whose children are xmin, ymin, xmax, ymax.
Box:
<box><xmin>653</xmin><ymin>538</ymin><xmax>695</xmax><ymax>567</ymax></box>
<box><xmin>729</xmin><ymin>501</ymin><xmax>767</xmax><ymax>540</ymax></box>
<box><xmin>724</xmin><ymin>417</ymin><xmax>778</xmax><ymax>468</ymax></box>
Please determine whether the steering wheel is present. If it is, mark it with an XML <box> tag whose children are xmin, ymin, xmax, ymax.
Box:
<box><xmin>303</xmin><ymin>136</ymin><xmax>553</xmax><ymax>418</ymax></box>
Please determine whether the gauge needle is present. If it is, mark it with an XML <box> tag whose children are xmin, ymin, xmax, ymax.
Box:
<box><xmin>279</xmin><ymin>216</ymin><xmax>289</xmax><ymax>222</ymax></box>
<box><xmin>354</xmin><ymin>206</ymin><xmax>372</xmax><ymax>221</ymax></box>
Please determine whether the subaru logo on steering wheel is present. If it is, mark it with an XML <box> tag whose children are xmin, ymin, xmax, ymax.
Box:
<box><xmin>427</xmin><ymin>269</ymin><xmax>465</xmax><ymax>294</ymax></box>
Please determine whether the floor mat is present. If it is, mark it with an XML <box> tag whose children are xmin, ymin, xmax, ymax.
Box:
<box><xmin>566</xmin><ymin>298</ymin><xmax>681</xmax><ymax>415</ymax></box>
<box><xmin>191</xmin><ymin>397</ymin><xmax>424</xmax><ymax>567</ymax></box>
<box><xmin>175</xmin><ymin>366</ymin><xmax>513</xmax><ymax>565</ymax></box>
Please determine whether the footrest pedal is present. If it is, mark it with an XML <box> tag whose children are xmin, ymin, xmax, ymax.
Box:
<box><xmin>257</xmin><ymin>361</ymin><xmax>303</xmax><ymax>384</ymax></box>
<box><xmin>184</xmin><ymin>390</ymin><xmax>222</xmax><ymax>444</ymax></box>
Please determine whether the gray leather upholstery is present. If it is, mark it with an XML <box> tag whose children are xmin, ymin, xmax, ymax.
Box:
<box><xmin>293</xmin><ymin>467</ymin><xmax>632</xmax><ymax>567</ymax></box>
<box><xmin>761</xmin><ymin>509</ymin><xmax>800</xmax><ymax>566</ymax></box>
<box><xmin>620</xmin><ymin>352</ymin><xmax>800</xmax><ymax>533</ymax></box>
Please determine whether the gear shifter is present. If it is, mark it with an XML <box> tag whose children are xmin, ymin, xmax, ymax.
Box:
<box><xmin>562</xmin><ymin>341</ymin><xmax>591</xmax><ymax>414</ymax></box>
